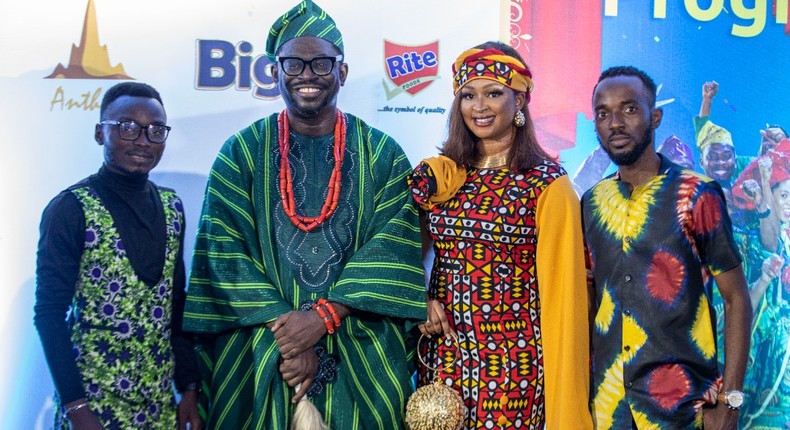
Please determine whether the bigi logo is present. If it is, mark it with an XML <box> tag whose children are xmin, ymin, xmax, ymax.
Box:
<box><xmin>382</xmin><ymin>40</ymin><xmax>439</xmax><ymax>100</ymax></box>
<box><xmin>195</xmin><ymin>40</ymin><xmax>279</xmax><ymax>100</ymax></box>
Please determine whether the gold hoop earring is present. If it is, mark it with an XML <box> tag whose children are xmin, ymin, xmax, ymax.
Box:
<box><xmin>514</xmin><ymin>110</ymin><xmax>526</xmax><ymax>127</ymax></box>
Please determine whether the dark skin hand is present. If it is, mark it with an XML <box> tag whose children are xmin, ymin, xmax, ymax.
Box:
<box><xmin>63</xmin><ymin>399</ymin><xmax>103</xmax><ymax>430</ymax></box>
<box><xmin>280</xmin><ymin>348</ymin><xmax>319</xmax><ymax>403</ymax></box>
<box><xmin>271</xmin><ymin>310</ymin><xmax>327</xmax><ymax>360</ymax></box>
<box><xmin>417</xmin><ymin>223</ymin><xmax>452</xmax><ymax>339</ymax></box>
<box><xmin>703</xmin><ymin>404</ymin><xmax>739</xmax><ymax>430</ymax></box>
<box><xmin>177</xmin><ymin>390</ymin><xmax>203</xmax><ymax>430</ymax></box>
<box><xmin>270</xmin><ymin>301</ymin><xmax>351</xmax><ymax>402</ymax></box>
<box><xmin>64</xmin><ymin>392</ymin><xmax>204</xmax><ymax>430</ymax></box>
<box><xmin>702</xmin><ymin>266</ymin><xmax>751</xmax><ymax>430</ymax></box>
<box><xmin>418</xmin><ymin>299</ymin><xmax>452</xmax><ymax>338</ymax></box>
<box><xmin>271</xmin><ymin>302</ymin><xmax>351</xmax><ymax>360</ymax></box>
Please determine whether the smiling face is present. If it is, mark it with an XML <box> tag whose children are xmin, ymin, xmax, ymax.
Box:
<box><xmin>273</xmin><ymin>36</ymin><xmax>347</xmax><ymax>122</ymax></box>
<box><xmin>458</xmin><ymin>79</ymin><xmax>525</xmax><ymax>146</ymax></box>
<box><xmin>95</xmin><ymin>95</ymin><xmax>166</xmax><ymax>176</ymax></box>
<box><xmin>772</xmin><ymin>180</ymin><xmax>790</xmax><ymax>223</ymax></box>
<box><xmin>593</xmin><ymin>75</ymin><xmax>662</xmax><ymax>167</ymax></box>
<box><xmin>700</xmin><ymin>143</ymin><xmax>736</xmax><ymax>181</ymax></box>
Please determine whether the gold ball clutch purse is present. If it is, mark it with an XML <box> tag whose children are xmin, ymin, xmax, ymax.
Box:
<box><xmin>405</xmin><ymin>332</ymin><xmax>465</xmax><ymax>430</ymax></box>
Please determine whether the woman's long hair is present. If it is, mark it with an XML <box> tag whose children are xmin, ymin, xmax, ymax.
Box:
<box><xmin>441</xmin><ymin>41</ymin><xmax>555</xmax><ymax>171</ymax></box>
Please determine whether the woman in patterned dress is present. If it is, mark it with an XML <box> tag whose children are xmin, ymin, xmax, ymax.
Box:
<box><xmin>408</xmin><ymin>41</ymin><xmax>592</xmax><ymax>430</ymax></box>
<box><xmin>732</xmin><ymin>141</ymin><xmax>790</xmax><ymax>428</ymax></box>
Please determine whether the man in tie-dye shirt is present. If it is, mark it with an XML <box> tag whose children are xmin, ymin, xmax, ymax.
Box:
<box><xmin>581</xmin><ymin>66</ymin><xmax>752</xmax><ymax>429</ymax></box>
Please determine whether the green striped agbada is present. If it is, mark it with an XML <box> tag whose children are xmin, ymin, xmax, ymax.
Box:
<box><xmin>183</xmin><ymin>112</ymin><xmax>426</xmax><ymax>429</ymax></box>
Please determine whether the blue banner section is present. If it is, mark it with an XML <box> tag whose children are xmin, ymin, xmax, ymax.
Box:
<box><xmin>602</xmin><ymin>1</ymin><xmax>789</xmax><ymax>161</ymax></box>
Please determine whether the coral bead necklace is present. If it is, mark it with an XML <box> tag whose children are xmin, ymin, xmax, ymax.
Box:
<box><xmin>277</xmin><ymin>109</ymin><xmax>347</xmax><ymax>232</ymax></box>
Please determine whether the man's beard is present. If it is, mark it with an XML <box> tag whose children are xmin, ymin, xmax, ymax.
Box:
<box><xmin>287</xmin><ymin>92</ymin><xmax>333</xmax><ymax>118</ymax></box>
<box><xmin>599</xmin><ymin>127</ymin><xmax>654</xmax><ymax>166</ymax></box>
<box><xmin>281</xmin><ymin>81</ymin><xmax>338</xmax><ymax>119</ymax></box>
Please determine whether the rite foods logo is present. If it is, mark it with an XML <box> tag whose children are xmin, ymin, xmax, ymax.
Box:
<box><xmin>382</xmin><ymin>40</ymin><xmax>439</xmax><ymax>100</ymax></box>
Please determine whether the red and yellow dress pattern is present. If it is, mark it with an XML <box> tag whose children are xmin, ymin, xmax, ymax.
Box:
<box><xmin>410</xmin><ymin>160</ymin><xmax>592</xmax><ymax>430</ymax></box>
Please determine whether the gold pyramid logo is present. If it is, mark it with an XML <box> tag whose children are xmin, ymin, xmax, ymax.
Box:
<box><xmin>45</xmin><ymin>0</ymin><xmax>132</xmax><ymax>79</ymax></box>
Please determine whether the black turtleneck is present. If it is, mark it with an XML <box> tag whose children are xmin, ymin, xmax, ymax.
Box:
<box><xmin>34</xmin><ymin>165</ymin><xmax>198</xmax><ymax>404</ymax></box>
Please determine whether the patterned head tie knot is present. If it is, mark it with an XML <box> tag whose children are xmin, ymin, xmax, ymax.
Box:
<box><xmin>452</xmin><ymin>48</ymin><xmax>534</xmax><ymax>102</ymax></box>
<box><xmin>732</xmin><ymin>138</ymin><xmax>790</xmax><ymax>210</ymax></box>
<box><xmin>658</xmin><ymin>135</ymin><xmax>695</xmax><ymax>168</ymax></box>
<box><xmin>696</xmin><ymin>120</ymin><xmax>733</xmax><ymax>152</ymax></box>
<box><xmin>266</xmin><ymin>0</ymin><xmax>344</xmax><ymax>60</ymax></box>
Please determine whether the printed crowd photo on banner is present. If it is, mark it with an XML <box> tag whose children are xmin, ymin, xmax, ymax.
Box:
<box><xmin>0</xmin><ymin>0</ymin><xmax>788</xmax><ymax>428</ymax></box>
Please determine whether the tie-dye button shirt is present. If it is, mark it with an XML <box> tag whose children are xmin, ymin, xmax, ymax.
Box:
<box><xmin>581</xmin><ymin>155</ymin><xmax>742</xmax><ymax>429</ymax></box>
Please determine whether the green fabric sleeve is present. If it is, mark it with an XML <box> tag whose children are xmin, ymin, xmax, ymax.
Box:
<box><xmin>328</xmin><ymin>124</ymin><xmax>427</xmax><ymax>321</ymax></box>
<box><xmin>184</xmin><ymin>119</ymin><xmax>291</xmax><ymax>334</ymax></box>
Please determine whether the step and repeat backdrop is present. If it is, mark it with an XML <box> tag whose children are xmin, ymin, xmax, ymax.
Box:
<box><xmin>1</xmin><ymin>0</ymin><xmax>788</xmax><ymax>427</ymax></box>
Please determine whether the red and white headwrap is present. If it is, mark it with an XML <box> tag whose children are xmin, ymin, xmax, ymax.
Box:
<box><xmin>732</xmin><ymin>138</ymin><xmax>790</xmax><ymax>210</ymax></box>
<box><xmin>452</xmin><ymin>47</ymin><xmax>534</xmax><ymax>102</ymax></box>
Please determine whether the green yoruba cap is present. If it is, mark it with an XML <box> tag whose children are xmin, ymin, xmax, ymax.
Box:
<box><xmin>266</xmin><ymin>0</ymin><xmax>344</xmax><ymax>60</ymax></box>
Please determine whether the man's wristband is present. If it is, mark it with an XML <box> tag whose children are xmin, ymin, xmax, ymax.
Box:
<box><xmin>182</xmin><ymin>382</ymin><xmax>200</xmax><ymax>392</ymax></box>
<box><xmin>756</xmin><ymin>207</ymin><xmax>771</xmax><ymax>219</ymax></box>
<box><xmin>313</xmin><ymin>304</ymin><xmax>336</xmax><ymax>334</ymax></box>
<box><xmin>318</xmin><ymin>298</ymin><xmax>342</xmax><ymax>328</ymax></box>
<box><xmin>64</xmin><ymin>401</ymin><xmax>89</xmax><ymax>415</ymax></box>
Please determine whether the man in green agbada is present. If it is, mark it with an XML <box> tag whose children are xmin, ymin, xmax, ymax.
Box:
<box><xmin>183</xmin><ymin>1</ymin><xmax>426</xmax><ymax>428</ymax></box>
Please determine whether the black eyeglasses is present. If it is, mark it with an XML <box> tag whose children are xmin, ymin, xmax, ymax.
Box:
<box><xmin>99</xmin><ymin>120</ymin><xmax>171</xmax><ymax>144</ymax></box>
<box><xmin>275</xmin><ymin>55</ymin><xmax>343</xmax><ymax>76</ymax></box>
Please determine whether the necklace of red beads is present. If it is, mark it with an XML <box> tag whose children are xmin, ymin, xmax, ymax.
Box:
<box><xmin>277</xmin><ymin>109</ymin><xmax>347</xmax><ymax>232</ymax></box>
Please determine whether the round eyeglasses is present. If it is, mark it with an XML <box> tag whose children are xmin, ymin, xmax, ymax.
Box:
<box><xmin>275</xmin><ymin>55</ymin><xmax>343</xmax><ymax>76</ymax></box>
<box><xmin>99</xmin><ymin>120</ymin><xmax>171</xmax><ymax>144</ymax></box>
